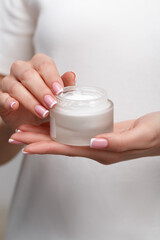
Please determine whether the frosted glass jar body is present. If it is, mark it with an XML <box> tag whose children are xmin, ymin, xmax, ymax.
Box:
<box><xmin>50</xmin><ymin>86</ymin><xmax>113</xmax><ymax>146</ymax></box>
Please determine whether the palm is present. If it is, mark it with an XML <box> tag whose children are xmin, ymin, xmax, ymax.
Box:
<box><xmin>10</xmin><ymin>119</ymin><xmax>137</xmax><ymax>164</ymax></box>
<box><xmin>10</xmin><ymin>112</ymin><xmax>160</xmax><ymax>164</ymax></box>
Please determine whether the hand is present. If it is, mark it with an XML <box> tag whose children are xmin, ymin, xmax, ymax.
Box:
<box><xmin>9</xmin><ymin>112</ymin><xmax>160</xmax><ymax>165</ymax></box>
<box><xmin>0</xmin><ymin>53</ymin><xmax>76</xmax><ymax>129</ymax></box>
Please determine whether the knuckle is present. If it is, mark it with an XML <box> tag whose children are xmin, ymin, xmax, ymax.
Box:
<box><xmin>21</xmin><ymin>69</ymin><xmax>36</xmax><ymax>81</ymax></box>
<box><xmin>36</xmin><ymin>60</ymin><xmax>54</xmax><ymax>73</ymax></box>
<box><xmin>32</xmin><ymin>53</ymin><xmax>46</xmax><ymax>60</ymax></box>
<box><xmin>11</xmin><ymin>61</ymin><xmax>24</xmax><ymax>73</ymax></box>
<box><xmin>32</xmin><ymin>53</ymin><xmax>54</xmax><ymax>63</ymax></box>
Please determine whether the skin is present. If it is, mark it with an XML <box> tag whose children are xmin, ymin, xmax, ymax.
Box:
<box><xmin>0</xmin><ymin>53</ymin><xmax>159</xmax><ymax>165</ymax></box>
<box><xmin>0</xmin><ymin>54</ymin><xmax>76</xmax><ymax>165</ymax></box>
<box><xmin>9</xmin><ymin>111</ymin><xmax>160</xmax><ymax>165</ymax></box>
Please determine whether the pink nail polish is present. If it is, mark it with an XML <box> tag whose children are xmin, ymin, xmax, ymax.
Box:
<box><xmin>8</xmin><ymin>138</ymin><xmax>23</xmax><ymax>145</ymax></box>
<box><xmin>90</xmin><ymin>138</ymin><xmax>108</xmax><ymax>149</ymax></box>
<box><xmin>44</xmin><ymin>95</ymin><xmax>57</xmax><ymax>108</ymax></box>
<box><xmin>35</xmin><ymin>105</ymin><xmax>49</xmax><ymax>118</ymax></box>
<box><xmin>52</xmin><ymin>82</ymin><xmax>63</xmax><ymax>95</ymax></box>
<box><xmin>9</xmin><ymin>101</ymin><xmax>16</xmax><ymax>109</ymax></box>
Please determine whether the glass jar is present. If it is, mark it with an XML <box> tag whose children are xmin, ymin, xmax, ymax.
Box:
<box><xmin>50</xmin><ymin>86</ymin><xmax>113</xmax><ymax>146</ymax></box>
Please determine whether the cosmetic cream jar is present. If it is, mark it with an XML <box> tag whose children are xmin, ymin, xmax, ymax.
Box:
<box><xmin>50</xmin><ymin>86</ymin><xmax>113</xmax><ymax>146</ymax></box>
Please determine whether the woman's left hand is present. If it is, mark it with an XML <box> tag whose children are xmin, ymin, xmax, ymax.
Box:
<box><xmin>9</xmin><ymin>112</ymin><xmax>160</xmax><ymax>165</ymax></box>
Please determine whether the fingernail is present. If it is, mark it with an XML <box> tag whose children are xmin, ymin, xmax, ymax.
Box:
<box><xmin>22</xmin><ymin>148</ymin><xmax>32</xmax><ymax>155</ymax></box>
<box><xmin>15</xmin><ymin>129</ymin><xmax>22</xmax><ymax>133</ymax></box>
<box><xmin>9</xmin><ymin>101</ymin><xmax>16</xmax><ymax>109</ymax></box>
<box><xmin>52</xmin><ymin>82</ymin><xmax>63</xmax><ymax>95</ymax></box>
<box><xmin>90</xmin><ymin>138</ymin><xmax>108</xmax><ymax>149</ymax></box>
<box><xmin>8</xmin><ymin>138</ymin><xmax>23</xmax><ymax>145</ymax></box>
<box><xmin>44</xmin><ymin>95</ymin><xmax>57</xmax><ymax>109</ymax></box>
<box><xmin>70</xmin><ymin>71</ymin><xmax>77</xmax><ymax>81</ymax></box>
<box><xmin>35</xmin><ymin>105</ymin><xmax>49</xmax><ymax>118</ymax></box>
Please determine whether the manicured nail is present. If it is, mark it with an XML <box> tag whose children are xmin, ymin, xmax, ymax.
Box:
<box><xmin>44</xmin><ymin>95</ymin><xmax>57</xmax><ymax>108</ymax></box>
<box><xmin>90</xmin><ymin>138</ymin><xmax>108</xmax><ymax>149</ymax></box>
<box><xmin>70</xmin><ymin>71</ymin><xmax>77</xmax><ymax>81</ymax></box>
<box><xmin>9</xmin><ymin>101</ymin><xmax>16</xmax><ymax>109</ymax></box>
<box><xmin>8</xmin><ymin>138</ymin><xmax>23</xmax><ymax>145</ymax></box>
<box><xmin>35</xmin><ymin>105</ymin><xmax>49</xmax><ymax>118</ymax></box>
<box><xmin>15</xmin><ymin>129</ymin><xmax>22</xmax><ymax>133</ymax></box>
<box><xmin>52</xmin><ymin>82</ymin><xmax>63</xmax><ymax>95</ymax></box>
<box><xmin>22</xmin><ymin>148</ymin><xmax>32</xmax><ymax>155</ymax></box>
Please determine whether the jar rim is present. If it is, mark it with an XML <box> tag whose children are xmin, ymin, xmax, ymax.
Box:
<box><xmin>56</xmin><ymin>85</ymin><xmax>107</xmax><ymax>103</ymax></box>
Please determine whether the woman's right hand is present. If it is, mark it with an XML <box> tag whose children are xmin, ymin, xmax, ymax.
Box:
<box><xmin>0</xmin><ymin>53</ymin><xmax>76</xmax><ymax>129</ymax></box>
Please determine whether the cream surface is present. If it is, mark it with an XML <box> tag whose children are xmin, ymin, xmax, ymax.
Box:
<box><xmin>60</xmin><ymin>91</ymin><xmax>101</xmax><ymax>100</ymax></box>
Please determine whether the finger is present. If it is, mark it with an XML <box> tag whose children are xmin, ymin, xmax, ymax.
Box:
<box><xmin>9</xmin><ymin>128</ymin><xmax>96</xmax><ymax>159</ymax></box>
<box><xmin>21</xmin><ymin>141</ymin><xmax>123</xmax><ymax>165</ymax></box>
<box><xmin>12</xmin><ymin>126</ymin><xmax>157</xmax><ymax>164</ymax></box>
<box><xmin>10</xmin><ymin>129</ymin><xmax>93</xmax><ymax>158</ymax></box>
<box><xmin>21</xmin><ymin>141</ymin><xmax>93</xmax><ymax>157</ymax></box>
<box><xmin>17</xmin><ymin>123</ymin><xmax>50</xmax><ymax>134</ymax></box>
<box><xmin>9</xmin><ymin>131</ymin><xmax>51</xmax><ymax>144</ymax></box>
<box><xmin>11</xmin><ymin>61</ymin><xmax>57</xmax><ymax>109</ymax></box>
<box><xmin>22</xmin><ymin>139</ymin><xmax>157</xmax><ymax>164</ymax></box>
<box><xmin>61</xmin><ymin>71</ymin><xmax>76</xmax><ymax>87</ymax></box>
<box><xmin>2</xmin><ymin>76</ymin><xmax>49</xmax><ymax>119</ymax></box>
<box><xmin>31</xmin><ymin>54</ymin><xmax>64</xmax><ymax>95</ymax></box>
<box><xmin>90</xmin><ymin>125</ymin><xmax>151</xmax><ymax>152</ymax></box>
<box><xmin>10</xmin><ymin>127</ymin><xmax>135</xmax><ymax>165</ymax></box>
<box><xmin>0</xmin><ymin>91</ymin><xmax>19</xmax><ymax>111</ymax></box>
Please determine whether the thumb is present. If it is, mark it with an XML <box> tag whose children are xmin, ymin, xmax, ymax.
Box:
<box><xmin>61</xmin><ymin>71</ymin><xmax>76</xmax><ymax>87</ymax></box>
<box><xmin>90</xmin><ymin>126</ymin><xmax>149</xmax><ymax>152</ymax></box>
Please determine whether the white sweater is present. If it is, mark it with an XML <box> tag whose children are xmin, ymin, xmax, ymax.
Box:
<box><xmin>0</xmin><ymin>0</ymin><xmax>160</xmax><ymax>239</ymax></box>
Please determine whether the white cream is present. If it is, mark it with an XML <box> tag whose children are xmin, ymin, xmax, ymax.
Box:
<box><xmin>50</xmin><ymin>86</ymin><xmax>113</xmax><ymax>146</ymax></box>
<box><xmin>60</xmin><ymin>91</ymin><xmax>101</xmax><ymax>100</ymax></box>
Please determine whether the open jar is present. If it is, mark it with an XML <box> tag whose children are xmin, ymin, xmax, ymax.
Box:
<box><xmin>50</xmin><ymin>86</ymin><xmax>113</xmax><ymax>146</ymax></box>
